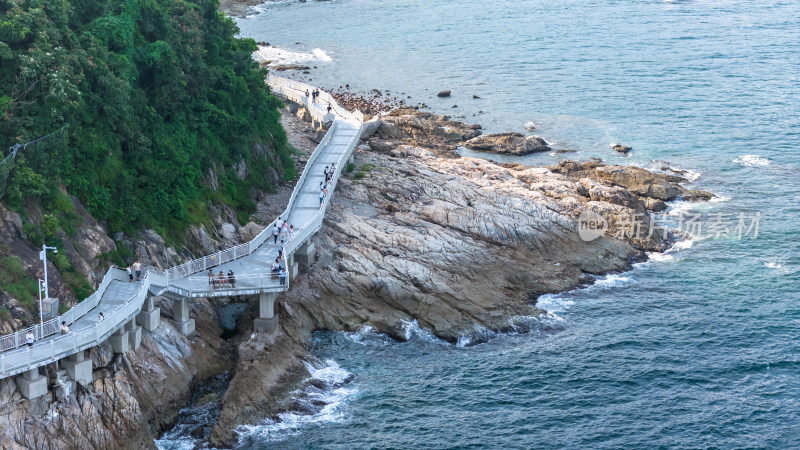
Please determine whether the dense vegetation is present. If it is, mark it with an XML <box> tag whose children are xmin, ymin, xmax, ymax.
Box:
<box><xmin>0</xmin><ymin>0</ymin><xmax>293</xmax><ymax>243</ymax></box>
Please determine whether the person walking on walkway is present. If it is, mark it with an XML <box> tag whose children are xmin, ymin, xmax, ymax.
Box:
<box><xmin>278</xmin><ymin>239</ymin><xmax>285</xmax><ymax>258</ymax></box>
<box><xmin>133</xmin><ymin>259</ymin><xmax>142</xmax><ymax>281</ymax></box>
<box><xmin>98</xmin><ymin>312</ymin><xmax>104</xmax><ymax>322</ymax></box>
<box><xmin>281</xmin><ymin>221</ymin><xmax>289</xmax><ymax>238</ymax></box>
<box><xmin>289</xmin><ymin>224</ymin><xmax>295</xmax><ymax>239</ymax></box>
<box><xmin>208</xmin><ymin>269</ymin><xmax>215</xmax><ymax>289</ymax></box>
<box><xmin>276</xmin><ymin>216</ymin><xmax>284</xmax><ymax>230</ymax></box>
<box><xmin>273</xmin><ymin>223</ymin><xmax>280</xmax><ymax>244</ymax></box>
<box><xmin>279</xmin><ymin>267</ymin><xmax>287</xmax><ymax>286</ymax></box>
<box><xmin>228</xmin><ymin>270</ymin><xmax>236</xmax><ymax>289</ymax></box>
<box><xmin>26</xmin><ymin>330</ymin><xmax>34</xmax><ymax>353</ymax></box>
<box><xmin>127</xmin><ymin>265</ymin><xmax>133</xmax><ymax>282</ymax></box>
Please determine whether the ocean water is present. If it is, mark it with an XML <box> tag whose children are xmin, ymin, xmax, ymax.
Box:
<box><xmin>163</xmin><ymin>0</ymin><xmax>800</xmax><ymax>447</ymax></box>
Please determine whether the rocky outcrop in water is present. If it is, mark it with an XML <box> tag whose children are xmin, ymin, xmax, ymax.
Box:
<box><xmin>464</xmin><ymin>132</ymin><xmax>551</xmax><ymax>155</ymax></box>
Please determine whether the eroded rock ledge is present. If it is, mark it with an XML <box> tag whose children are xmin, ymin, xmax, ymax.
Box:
<box><xmin>208</xmin><ymin>108</ymin><xmax>712</xmax><ymax>447</ymax></box>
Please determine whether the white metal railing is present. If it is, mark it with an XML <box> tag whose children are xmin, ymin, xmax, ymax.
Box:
<box><xmin>0</xmin><ymin>76</ymin><xmax>362</xmax><ymax>379</ymax></box>
<box><xmin>0</xmin><ymin>270</ymin><xmax>164</xmax><ymax>378</ymax></box>
<box><xmin>0</xmin><ymin>266</ymin><xmax>127</xmax><ymax>353</ymax></box>
<box><xmin>161</xmin><ymin>76</ymin><xmax>362</xmax><ymax>291</ymax></box>
<box><xmin>266</xmin><ymin>75</ymin><xmax>365</xmax><ymax>124</ymax></box>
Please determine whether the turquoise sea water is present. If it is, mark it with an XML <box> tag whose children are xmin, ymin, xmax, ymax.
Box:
<box><xmin>162</xmin><ymin>0</ymin><xmax>800</xmax><ymax>447</ymax></box>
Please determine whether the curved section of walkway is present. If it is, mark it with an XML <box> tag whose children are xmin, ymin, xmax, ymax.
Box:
<box><xmin>0</xmin><ymin>76</ymin><xmax>362</xmax><ymax>379</ymax></box>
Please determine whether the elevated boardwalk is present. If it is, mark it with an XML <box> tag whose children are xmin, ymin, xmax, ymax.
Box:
<box><xmin>0</xmin><ymin>76</ymin><xmax>363</xmax><ymax>397</ymax></box>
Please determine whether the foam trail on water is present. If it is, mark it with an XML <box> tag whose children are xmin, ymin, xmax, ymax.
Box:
<box><xmin>234</xmin><ymin>359</ymin><xmax>356</xmax><ymax>445</ymax></box>
<box><xmin>733</xmin><ymin>154</ymin><xmax>770</xmax><ymax>167</ymax></box>
<box><xmin>253</xmin><ymin>45</ymin><xmax>333</xmax><ymax>65</ymax></box>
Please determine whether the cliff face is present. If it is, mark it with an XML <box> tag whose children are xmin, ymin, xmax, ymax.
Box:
<box><xmin>0</xmin><ymin>298</ymin><xmax>232</xmax><ymax>449</ymax></box>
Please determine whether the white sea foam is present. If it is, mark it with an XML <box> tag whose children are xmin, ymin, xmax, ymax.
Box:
<box><xmin>344</xmin><ymin>325</ymin><xmax>375</xmax><ymax>345</ymax></box>
<box><xmin>683</xmin><ymin>169</ymin><xmax>702</xmax><ymax>182</ymax></box>
<box><xmin>593</xmin><ymin>273</ymin><xmax>633</xmax><ymax>288</ymax></box>
<box><xmin>764</xmin><ymin>259</ymin><xmax>790</xmax><ymax>274</ymax></box>
<box><xmin>244</xmin><ymin>2</ymin><xmax>269</xmax><ymax>18</ymax></box>
<box><xmin>454</xmin><ymin>313</ymin><xmax>567</xmax><ymax>347</ymax></box>
<box><xmin>646</xmin><ymin>251</ymin><xmax>674</xmax><ymax>263</ymax></box>
<box><xmin>733</xmin><ymin>154</ymin><xmax>770</xmax><ymax>167</ymax></box>
<box><xmin>235</xmin><ymin>359</ymin><xmax>356</xmax><ymax>444</ymax></box>
<box><xmin>253</xmin><ymin>45</ymin><xmax>332</xmax><ymax>65</ymax></box>
<box><xmin>399</xmin><ymin>319</ymin><xmax>447</xmax><ymax>344</ymax></box>
<box><xmin>671</xmin><ymin>238</ymin><xmax>695</xmax><ymax>251</ymax></box>
<box><xmin>535</xmin><ymin>294</ymin><xmax>575</xmax><ymax>313</ymax></box>
<box><xmin>709</xmin><ymin>195</ymin><xmax>732</xmax><ymax>203</ymax></box>
<box><xmin>456</xmin><ymin>324</ymin><xmax>494</xmax><ymax>347</ymax></box>
<box><xmin>667</xmin><ymin>200</ymin><xmax>697</xmax><ymax>216</ymax></box>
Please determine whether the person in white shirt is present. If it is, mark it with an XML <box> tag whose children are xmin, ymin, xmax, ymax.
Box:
<box><xmin>26</xmin><ymin>330</ymin><xmax>34</xmax><ymax>352</ymax></box>
<box><xmin>60</xmin><ymin>321</ymin><xmax>70</xmax><ymax>334</ymax></box>
<box><xmin>272</xmin><ymin>224</ymin><xmax>280</xmax><ymax>244</ymax></box>
<box><xmin>133</xmin><ymin>260</ymin><xmax>142</xmax><ymax>281</ymax></box>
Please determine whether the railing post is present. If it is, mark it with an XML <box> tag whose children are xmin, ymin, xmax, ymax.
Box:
<box><xmin>14</xmin><ymin>332</ymin><xmax>18</xmax><ymax>349</ymax></box>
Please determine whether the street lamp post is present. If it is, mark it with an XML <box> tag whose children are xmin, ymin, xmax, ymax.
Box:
<box><xmin>38</xmin><ymin>244</ymin><xmax>57</xmax><ymax>331</ymax></box>
<box><xmin>37</xmin><ymin>279</ymin><xmax>44</xmax><ymax>335</ymax></box>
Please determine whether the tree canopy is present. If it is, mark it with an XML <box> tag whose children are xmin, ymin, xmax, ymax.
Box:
<box><xmin>0</xmin><ymin>0</ymin><xmax>292</xmax><ymax>239</ymax></box>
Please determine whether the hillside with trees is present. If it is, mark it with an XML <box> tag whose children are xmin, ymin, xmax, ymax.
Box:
<box><xmin>0</xmin><ymin>0</ymin><xmax>293</xmax><ymax>324</ymax></box>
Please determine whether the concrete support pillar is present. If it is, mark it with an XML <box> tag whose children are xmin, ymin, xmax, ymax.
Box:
<box><xmin>254</xmin><ymin>292</ymin><xmax>278</xmax><ymax>334</ymax></box>
<box><xmin>294</xmin><ymin>242</ymin><xmax>316</xmax><ymax>273</ymax></box>
<box><xmin>110</xmin><ymin>327</ymin><xmax>129</xmax><ymax>354</ymax></box>
<box><xmin>137</xmin><ymin>295</ymin><xmax>161</xmax><ymax>332</ymax></box>
<box><xmin>61</xmin><ymin>350</ymin><xmax>93</xmax><ymax>386</ymax></box>
<box><xmin>288</xmin><ymin>260</ymin><xmax>299</xmax><ymax>283</ymax></box>
<box><xmin>126</xmin><ymin>319</ymin><xmax>142</xmax><ymax>350</ymax></box>
<box><xmin>15</xmin><ymin>368</ymin><xmax>47</xmax><ymax>400</ymax></box>
<box><xmin>173</xmin><ymin>298</ymin><xmax>195</xmax><ymax>337</ymax></box>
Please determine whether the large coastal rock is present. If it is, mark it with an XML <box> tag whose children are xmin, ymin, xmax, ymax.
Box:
<box><xmin>464</xmin><ymin>132</ymin><xmax>551</xmax><ymax>155</ymax></box>
<box><xmin>549</xmin><ymin>160</ymin><xmax>714</xmax><ymax>203</ymax></box>
<box><xmin>209</xmin><ymin>142</ymin><xmax>679</xmax><ymax>446</ymax></box>
<box><xmin>374</xmin><ymin>109</ymin><xmax>482</xmax><ymax>154</ymax></box>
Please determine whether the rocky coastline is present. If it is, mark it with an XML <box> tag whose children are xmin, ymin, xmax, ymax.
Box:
<box><xmin>0</xmin><ymin>88</ymin><xmax>714</xmax><ymax>448</ymax></box>
<box><xmin>204</xmin><ymin>103</ymin><xmax>712</xmax><ymax>446</ymax></box>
